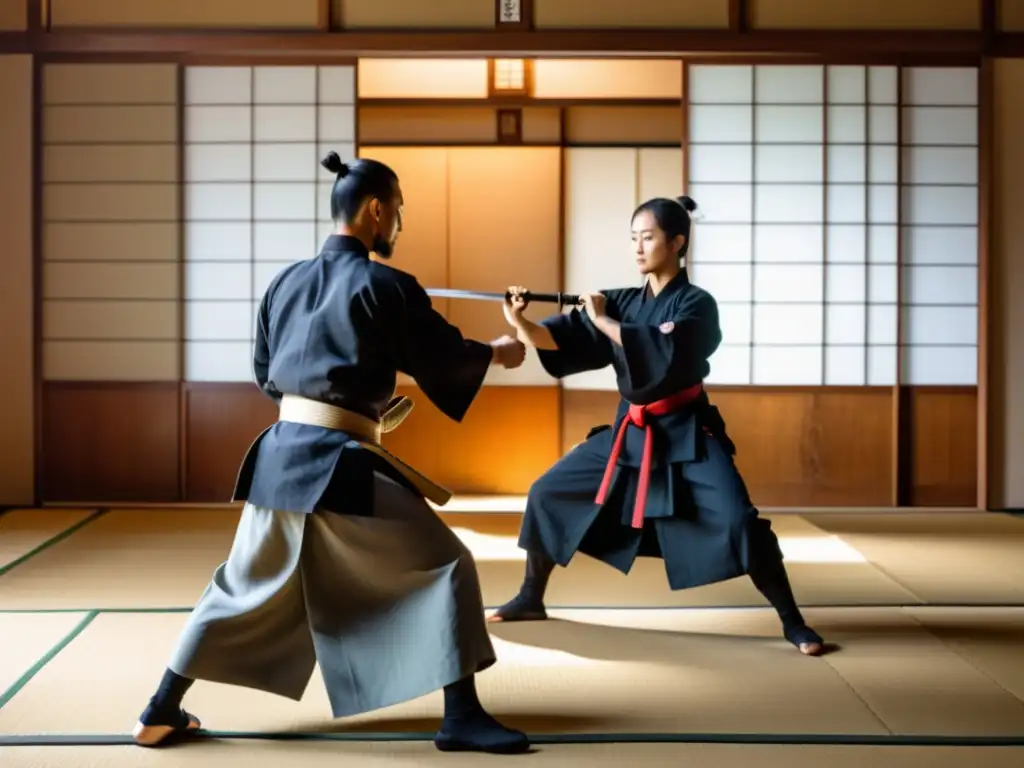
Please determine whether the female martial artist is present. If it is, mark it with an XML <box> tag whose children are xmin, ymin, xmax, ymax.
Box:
<box><xmin>489</xmin><ymin>195</ymin><xmax>825</xmax><ymax>657</ymax></box>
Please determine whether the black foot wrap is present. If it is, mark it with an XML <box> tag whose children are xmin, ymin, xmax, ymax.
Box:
<box><xmin>491</xmin><ymin>594</ymin><xmax>548</xmax><ymax>622</ymax></box>
<box><xmin>784</xmin><ymin>624</ymin><xmax>824</xmax><ymax>651</ymax></box>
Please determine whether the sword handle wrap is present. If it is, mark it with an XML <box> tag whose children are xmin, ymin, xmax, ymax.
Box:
<box><xmin>504</xmin><ymin>290</ymin><xmax>584</xmax><ymax>307</ymax></box>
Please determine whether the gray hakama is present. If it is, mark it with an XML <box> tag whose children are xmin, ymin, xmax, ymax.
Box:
<box><xmin>166</xmin><ymin>469</ymin><xmax>496</xmax><ymax>719</ymax></box>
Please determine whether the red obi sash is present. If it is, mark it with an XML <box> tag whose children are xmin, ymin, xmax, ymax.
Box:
<box><xmin>594</xmin><ymin>382</ymin><xmax>704</xmax><ymax>529</ymax></box>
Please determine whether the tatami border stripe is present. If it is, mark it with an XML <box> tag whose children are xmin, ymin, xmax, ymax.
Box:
<box><xmin>0</xmin><ymin>509</ymin><xmax>107</xmax><ymax>579</ymax></box>
<box><xmin>0</xmin><ymin>731</ymin><xmax>1021</xmax><ymax>748</ymax></box>
<box><xmin>3</xmin><ymin>602</ymin><xmax>1024</xmax><ymax>615</ymax></box>
<box><xmin>0</xmin><ymin>610</ymin><xmax>99</xmax><ymax>712</ymax></box>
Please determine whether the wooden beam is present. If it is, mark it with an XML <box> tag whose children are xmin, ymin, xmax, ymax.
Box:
<box><xmin>730</xmin><ymin>0</ymin><xmax>748</xmax><ymax>33</ymax></box>
<box><xmin>0</xmin><ymin>28</ymin><xmax>990</xmax><ymax>58</ymax></box>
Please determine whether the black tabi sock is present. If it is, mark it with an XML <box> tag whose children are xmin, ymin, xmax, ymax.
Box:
<box><xmin>442</xmin><ymin>674</ymin><xmax>484</xmax><ymax>720</ymax></box>
<box><xmin>147</xmin><ymin>668</ymin><xmax>195</xmax><ymax>715</ymax></box>
<box><xmin>520</xmin><ymin>549</ymin><xmax>555</xmax><ymax>604</ymax></box>
<box><xmin>749</xmin><ymin>559</ymin><xmax>806</xmax><ymax>630</ymax></box>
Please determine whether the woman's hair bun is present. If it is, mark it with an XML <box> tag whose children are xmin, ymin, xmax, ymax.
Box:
<box><xmin>677</xmin><ymin>195</ymin><xmax>698</xmax><ymax>213</ymax></box>
<box><xmin>321</xmin><ymin>150</ymin><xmax>349</xmax><ymax>178</ymax></box>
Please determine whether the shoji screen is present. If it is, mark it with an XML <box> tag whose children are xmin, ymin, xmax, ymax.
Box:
<box><xmin>182</xmin><ymin>65</ymin><xmax>356</xmax><ymax>382</ymax></box>
<box><xmin>685</xmin><ymin>64</ymin><xmax>978</xmax><ymax>387</ymax></box>
<box><xmin>41</xmin><ymin>64</ymin><xmax>181</xmax><ymax>382</ymax></box>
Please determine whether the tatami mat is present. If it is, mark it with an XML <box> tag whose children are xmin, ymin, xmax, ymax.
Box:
<box><xmin>0</xmin><ymin>509</ymin><xmax>923</xmax><ymax>610</ymax></box>
<box><xmin>0</xmin><ymin>612</ymin><xmax>93</xmax><ymax>705</ymax></box>
<box><xmin>2</xmin><ymin>607</ymin><xmax>1023</xmax><ymax>739</ymax></box>
<box><xmin>810</xmin><ymin>513</ymin><xmax>1024</xmax><ymax>604</ymax></box>
<box><xmin>3</xmin><ymin>742</ymin><xmax>1024</xmax><ymax>768</ymax></box>
<box><xmin>0</xmin><ymin>509</ymin><xmax>98</xmax><ymax>573</ymax></box>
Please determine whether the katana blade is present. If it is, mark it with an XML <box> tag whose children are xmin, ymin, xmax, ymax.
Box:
<box><xmin>425</xmin><ymin>288</ymin><xmax>583</xmax><ymax>306</ymax></box>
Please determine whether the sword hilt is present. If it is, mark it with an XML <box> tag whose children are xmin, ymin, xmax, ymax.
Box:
<box><xmin>505</xmin><ymin>290</ymin><xmax>584</xmax><ymax>308</ymax></box>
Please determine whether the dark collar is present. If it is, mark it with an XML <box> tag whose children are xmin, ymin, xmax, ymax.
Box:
<box><xmin>643</xmin><ymin>266</ymin><xmax>691</xmax><ymax>302</ymax></box>
<box><xmin>319</xmin><ymin>234</ymin><xmax>370</xmax><ymax>257</ymax></box>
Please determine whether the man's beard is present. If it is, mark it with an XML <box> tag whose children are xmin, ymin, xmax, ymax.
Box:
<box><xmin>372</xmin><ymin>235</ymin><xmax>394</xmax><ymax>259</ymax></box>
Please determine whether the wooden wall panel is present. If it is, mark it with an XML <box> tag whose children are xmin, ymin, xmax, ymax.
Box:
<box><xmin>910</xmin><ymin>388</ymin><xmax>977</xmax><ymax>506</ymax></box>
<box><xmin>358</xmin><ymin>107</ymin><xmax>499</xmax><ymax>145</ymax></box>
<box><xmin>749</xmin><ymin>0</ymin><xmax>980</xmax><ymax>30</ymax></box>
<box><xmin>49</xmin><ymin>0</ymin><xmax>321</xmax><ymax>28</ymax></box>
<box><xmin>990</xmin><ymin>59</ymin><xmax>1024</xmax><ymax>510</ymax></box>
<box><xmin>185</xmin><ymin>384</ymin><xmax>277</xmax><ymax>502</ymax></box>
<box><xmin>565</xmin><ymin>107</ymin><xmax>682</xmax><ymax>146</ymax></box>
<box><xmin>0</xmin><ymin>0</ymin><xmax>26</xmax><ymax>30</ymax></box>
<box><xmin>446</xmin><ymin>147</ymin><xmax>562</xmax><ymax>386</ymax></box>
<box><xmin>336</xmin><ymin>0</ymin><xmax>495</xmax><ymax>29</ymax></box>
<box><xmin>358</xmin><ymin>60</ymin><xmax>488</xmax><ymax>100</ymax></box>
<box><xmin>1001</xmin><ymin>0</ymin><xmax>1024</xmax><ymax>31</ymax></box>
<box><xmin>41</xmin><ymin>383</ymin><xmax>180</xmax><ymax>502</ymax></box>
<box><xmin>382</xmin><ymin>385</ymin><xmax>562</xmax><ymax>494</ymax></box>
<box><xmin>562</xmin><ymin>388</ymin><xmax>896</xmax><ymax>507</ymax></box>
<box><xmin>534</xmin><ymin>0</ymin><xmax>729</xmax><ymax>28</ymax></box>
<box><xmin>532</xmin><ymin>60</ymin><xmax>683</xmax><ymax>100</ymax></box>
<box><xmin>0</xmin><ymin>54</ymin><xmax>34</xmax><ymax>505</ymax></box>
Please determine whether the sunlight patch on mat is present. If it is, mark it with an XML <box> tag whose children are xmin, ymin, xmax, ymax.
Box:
<box><xmin>432</xmin><ymin>495</ymin><xmax>528</xmax><ymax>513</ymax></box>
<box><xmin>452</xmin><ymin>529</ymin><xmax>865</xmax><ymax>564</ymax></box>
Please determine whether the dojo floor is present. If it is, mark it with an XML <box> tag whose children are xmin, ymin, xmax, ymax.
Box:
<box><xmin>1</xmin><ymin>505</ymin><xmax>1023</xmax><ymax>767</ymax></box>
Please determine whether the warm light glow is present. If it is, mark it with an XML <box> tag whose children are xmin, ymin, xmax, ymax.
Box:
<box><xmin>778</xmin><ymin>536</ymin><xmax>866</xmax><ymax>563</ymax></box>
<box><xmin>430</xmin><ymin>495</ymin><xmax>529</xmax><ymax>513</ymax></box>
<box><xmin>490</xmin><ymin>636</ymin><xmax>595</xmax><ymax>667</ymax></box>
<box><xmin>493</xmin><ymin>59</ymin><xmax>526</xmax><ymax>91</ymax></box>
<box><xmin>450</xmin><ymin>527</ymin><xmax>527</xmax><ymax>561</ymax></box>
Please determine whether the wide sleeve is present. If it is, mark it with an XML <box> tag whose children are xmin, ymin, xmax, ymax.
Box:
<box><xmin>386</xmin><ymin>274</ymin><xmax>494</xmax><ymax>423</ymax></box>
<box><xmin>535</xmin><ymin>307</ymin><xmax>615</xmax><ymax>379</ymax></box>
<box><xmin>253</xmin><ymin>285</ymin><xmax>281</xmax><ymax>403</ymax></box>
<box><xmin>618</xmin><ymin>293</ymin><xmax>722</xmax><ymax>391</ymax></box>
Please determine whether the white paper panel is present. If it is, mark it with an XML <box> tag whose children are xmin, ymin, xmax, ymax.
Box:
<box><xmin>827</xmin><ymin>145</ymin><xmax>865</xmax><ymax>183</ymax></box>
<box><xmin>253</xmin><ymin>183</ymin><xmax>317</xmax><ymax>221</ymax></box>
<box><xmin>903</xmin><ymin>346</ymin><xmax>977</xmax><ymax>385</ymax></box>
<box><xmin>753</xmin><ymin>346</ymin><xmax>822</xmax><ymax>385</ymax></box>
<box><xmin>827</xmin><ymin>106</ymin><xmax>866</xmax><ymax>143</ymax></box>
<box><xmin>902</xmin><ymin>147</ymin><xmax>978</xmax><ymax>185</ymax></box>
<box><xmin>902</xmin><ymin>107</ymin><xmax>977</xmax><ymax>145</ymax></box>
<box><xmin>687</xmin><ymin>66</ymin><xmax>752</xmax><ymax>104</ymax></box>
<box><xmin>868</xmin><ymin>106</ymin><xmax>898</xmax><ymax>144</ymax></box>
<box><xmin>756</xmin><ymin>65</ymin><xmax>823</xmax><ymax>104</ymax></box>
<box><xmin>902</xmin><ymin>68</ymin><xmax>977</xmax><ymax>106</ymax></box>
<box><xmin>868</xmin><ymin>185</ymin><xmax>898</xmax><ymax>224</ymax></box>
<box><xmin>868</xmin><ymin>264</ymin><xmax>898</xmax><ymax>303</ymax></box>
<box><xmin>185</xmin><ymin>144</ymin><xmax>250</xmax><ymax>182</ymax></box>
<box><xmin>826</xmin><ymin>263</ymin><xmax>866</xmax><ymax>303</ymax></box>
<box><xmin>753</xmin><ymin>304</ymin><xmax>823</xmax><ymax>344</ymax></box>
<box><xmin>869</xmin><ymin>225</ymin><xmax>898</xmax><ymax>263</ymax></box>
<box><xmin>186</xmin><ymin>341</ymin><xmax>254</xmax><ymax>382</ymax></box>
<box><xmin>254</xmin><ymin>66</ymin><xmax>317</xmax><ymax>104</ymax></box>
<box><xmin>186</xmin><ymin>222</ymin><xmax>252</xmax><ymax>261</ymax></box>
<box><xmin>755</xmin><ymin>106</ymin><xmax>823</xmax><ymax>143</ymax></box>
<box><xmin>638</xmin><ymin>148</ymin><xmax>683</xmax><ymax>202</ymax></box>
<box><xmin>689</xmin><ymin>145</ymin><xmax>752</xmax><ymax>184</ymax></box>
<box><xmin>185</xmin><ymin>106</ymin><xmax>252</xmax><ymax>142</ymax></box>
<box><xmin>901</xmin><ymin>226</ymin><xmax>977</xmax><ymax>265</ymax></box>
<box><xmin>688</xmin><ymin>105</ymin><xmax>754</xmax><ymax>143</ymax></box>
<box><xmin>184</xmin><ymin>67</ymin><xmax>251</xmax><ymax>105</ymax></box>
<box><xmin>185</xmin><ymin>301</ymin><xmax>253</xmax><ymax>341</ymax></box>
<box><xmin>827</xmin><ymin>185</ymin><xmax>866</xmax><ymax>224</ymax></box>
<box><xmin>868</xmin><ymin>304</ymin><xmax>898</xmax><ymax>346</ymax></box>
<box><xmin>186</xmin><ymin>183</ymin><xmax>250</xmax><ymax>221</ymax></box>
<box><xmin>718</xmin><ymin>303</ymin><xmax>752</xmax><ymax>345</ymax></box>
<box><xmin>867</xmin><ymin>345</ymin><xmax>897</xmax><ymax>385</ymax></box>
<box><xmin>902</xmin><ymin>265</ymin><xmax>977</xmax><ymax>305</ymax></box>
<box><xmin>254</xmin><ymin>144</ymin><xmax>318</xmax><ymax>182</ymax></box>
<box><xmin>756</xmin><ymin>145</ymin><xmax>822</xmax><ymax>182</ymax></box>
<box><xmin>253</xmin><ymin>222</ymin><xmax>317</xmax><ymax>261</ymax></box>
<box><xmin>563</xmin><ymin>148</ymin><xmax>639</xmax><ymax>297</ymax></box>
<box><xmin>827</xmin><ymin>225</ymin><xmax>865</xmax><ymax>263</ymax></box>
<box><xmin>827</xmin><ymin>66</ymin><xmax>865</xmax><ymax>104</ymax></box>
<box><xmin>754</xmin><ymin>225</ymin><xmax>822</xmax><ymax>263</ymax></box>
<box><xmin>869</xmin><ymin>145</ymin><xmax>898</xmax><ymax>184</ymax></box>
<box><xmin>690</xmin><ymin>224</ymin><xmax>752</xmax><ymax>264</ymax></box>
<box><xmin>826</xmin><ymin>304</ymin><xmax>866</xmax><ymax>345</ymax></box>
<box><xmin>901</xmin><ymin>186</ymin><xmax>978</xmax><ymax>226</ymax></box>
<box><xmin>706</xmin><ymin>345</ymin><xmax>751</xmax><ymax>385</ymax></box>
<box><xmin>754</xmin><ymin>264</ymin><xmax>823</xmax><ymax>302</ymax></box>
<box><xmin>253</xmin><ymin>106</ymin><xmax>317</xmax><ymax>142</ymax></box>
<box><xmin>755</xmin><ymin>185</ymin><xmax>823</xmax><ymax>223</ymax></box>
<box><xmin>689</xmin><ymin>263</ymin><xmax>752</xmax><ymax>302</ymax></box>
<box><xmin>902</xmin><ymin>306</ymin><xmax>977</xmax><ymax>346</ymax></box>
<box><xmin>685</xmin><ymin>184</ymin><xmax>753</xmax><ymax>223</ymax></box>
<box><xmin>825</xmin><ymin>346</ymin><xmax>865</xmax><ymax>384</ymax></box>
<box><xmin>318</xmin><ymin>67</ymin><xmax>356</xmax><ymax>104</ymax></box>
<box><xmin>184</xmin><ymin>262</ymin><xmax>251</xmax><ymax>301</ymax></box>
<box><xmin>868</xmin><ymin>67</ymin><xmax>898</xmax><ymax>105</ymax></box>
